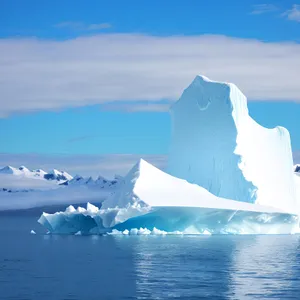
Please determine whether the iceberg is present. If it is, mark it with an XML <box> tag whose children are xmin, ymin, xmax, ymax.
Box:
<box><xmin>38</xmin><ymin>75</ymin><xmax>299</xmax><ymax>235</ymax></box>
<box><xmin>38</xmin><ymin>160</ymin><xmax>298</xmax><ymax>235</ymax></box>
<box><xmin>168</xmin><ymin>76</ymin><xmax>297</xmax><ymax>213</ymax></box>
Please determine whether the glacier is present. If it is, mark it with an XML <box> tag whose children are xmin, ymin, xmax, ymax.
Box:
<box><xmin>38</xmin><ymin>75</ymin><xmax>299</xmax><ymax>235</ymax></box>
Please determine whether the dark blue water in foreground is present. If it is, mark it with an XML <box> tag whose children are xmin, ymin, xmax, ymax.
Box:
<box><xmin>1</xmin><ymin>215</ymin><xmax>300</xmax><ymax>300</ymax></box>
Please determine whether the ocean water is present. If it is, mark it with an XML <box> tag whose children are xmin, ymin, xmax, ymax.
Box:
<box><xmin>1</xmin><ymin>215</ymin><xmax>300</xmax><ymax>300</ymax></box>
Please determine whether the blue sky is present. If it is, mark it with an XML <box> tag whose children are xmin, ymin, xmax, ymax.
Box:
<box><xmin>0</xmin><ymin>0</ymin><xmax>299</xmax><ymax>175</ymax></box>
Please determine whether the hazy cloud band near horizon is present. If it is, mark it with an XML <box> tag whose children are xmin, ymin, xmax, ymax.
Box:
<box><xmin>0</xmin><ymin>34</ymin><xmax>300</xmax><ymax>116</ymax></box>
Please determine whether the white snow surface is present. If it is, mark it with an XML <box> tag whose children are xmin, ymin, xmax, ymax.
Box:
<box><xmin>103</xmin><ymin>159</ymin><xmax>292</xmax><ymax>214</ymax></box>
<box><xmin>46</xmin><ymin>169</ymin><xmax>73</xmax><ymax>181</ymax></box>
<box><xmin>0</xmin><ymin>174</ymin><xmax>60</xmax><ymax>191</ymax></box>
<box><xmin>0</xmin><ymin>165</ymin><xmax>47</xmax><ymax>178</ymax></box>
<box><xmin>0</xmin><ymin>165</ymin><xmax>73</xmax><ymax>188</ymax></box>
<box><xmin>168</xmin><ymin>75</ymin><xmax>297</xmax><ymax>213</ymax></box>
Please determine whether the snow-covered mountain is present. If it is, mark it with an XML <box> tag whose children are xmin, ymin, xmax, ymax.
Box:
<box><xmin>0</xmin><ymin>164</ymin><xmax>122</xmax><ymax>192</ymax></box>
<box><xmin>0</xmin><ymin>165</ymin><xmax>73</xmax><ymax>183</ymax></box>
<box><xmin>0</xmin><ymin>165</ymin><xmax>122</xmax><ymax>208</ymax></box>
<box><xmin>61</xmin><ymin>174</ymin><xmax>121</xmax><ymax>189</ymax></box>
<box><xmin>0</xmin><ymin>167</ymin><xmax>122</xmax><ymax>210</ymax></box>
<box><xmin>43</xmin><ymin>169</ymin><xmax>73</xmax><ymax>181</ymax></box>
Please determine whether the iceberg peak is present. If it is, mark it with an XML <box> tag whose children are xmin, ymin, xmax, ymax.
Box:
<box><xmin>168</xmin><ymin>75</ymin><xmax>296</xmax><ymax>213</ymax></box>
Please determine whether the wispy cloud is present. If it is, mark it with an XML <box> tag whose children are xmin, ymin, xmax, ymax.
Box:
<box><xmin>283</xmin><ymin>4</ymin><xmax>300</xmax><ymax>22</ymax></box>
<box><xmin>251</xmin><ymin>4</ymin><xmax>278</xmax><ymax>15</ymax></box>
<box><xmin>0</xmin><ymin>153</ymin><xmax>167</xmax><ymax>178</ymax></box>
<box><xmin>100</xmin><ymin>101</ymin><xmax>171</xmax><ymax>113</ymax></box>
<box><xmin>54</xmin><ymin>21</ymin><xmax>112</xmax><ymax>31</ymax></box>
<box><xmin>0</xmin><ymin>34</ymin><xmax>300</xmax><ymax>117</ymax></box>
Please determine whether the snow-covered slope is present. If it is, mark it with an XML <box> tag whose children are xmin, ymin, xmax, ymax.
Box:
<box><xmin>0</xmin><ymin>164</ymin><xmax>123</xmax><ymax>209</ymax></box>
<box><xmin>168</xmin><ymin>75</ymin><xmax>296</xmax><ymax>213</ymax></box>
<box><xmin>44</xmin><ymin>169</ymin><xmax>73</xmax><ymax>181</ymax></box>
<box><xmin>0</xmin><ymin>165</ymin><xmax>73</xmax><ymax>183</ymax></box>
<box><xmin>62</xmin><ymin>175</ymin><xmax>119</xmax><ymax>189</ymax></box>
<box><xmin>0</xmin><ymin>165</ymin><xmax>74</xmax><ymax>192</ymax></box>
<box><xmin>0</xmin><ymin>165</ymin><xmax>50</xmax><ymax>180</ymax></box>
<box><xmin>0</xmin><ymin>169</ymin><xmax>121</xmax><ymax>210</ymax></box>
<box><xmin>103</xmin><ymin>159</ymin><xmax>289</xmax><ymax>213</ymax></box>
<box><xmin>0</xmin><ymin>166</ymin><xmax>59</xmax><ymax>191</ymax></box>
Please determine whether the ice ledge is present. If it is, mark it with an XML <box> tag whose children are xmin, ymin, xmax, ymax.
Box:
<box><xmin>104</xmin><ymin>159</ymin><xmax>294</xmax><ymax>214</ymax></box>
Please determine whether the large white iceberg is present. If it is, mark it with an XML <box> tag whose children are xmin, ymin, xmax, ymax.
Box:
<box><xmin>38</xmin><ymin>159</ymin><xmax>298</xmax><ymax>235</ymax></box>
<box><xmin>168</xmin><ymin>76</ymin><xmax>297</xmax><ymax>213</ymax></box>
<box><xmin>38</xmin><ymin>75</ymin><xmax>299</xmax><ymax>235</ymax></box>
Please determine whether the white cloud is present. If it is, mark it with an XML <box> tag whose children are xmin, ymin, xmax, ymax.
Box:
<box><xmin>251</xmin><ymin>4</ymin><xmax>278</xmax><ymax>14</ymax></box>
<box><xmin>100</xmin><ymin>101</ymin><xmax>171</xmax><ymax>112</ymax></box>
<box><xmin>54</xmin><ymin>22</ymin><xmax>112</xmax><ymax>31</ymax></box>
<box><xmin>283</xmin><ymin>4</ymin><xmax>300</xmax><ymax>22</ymax></box>
<box><xmin>0</xmin><ymin>153</ymin><xmax>167</xmax><ymax>179</ymax></box>
<box><xmin>0</xmin><ymin>34</ymin><xmax>300</xmax><ymax>116</ymax></box>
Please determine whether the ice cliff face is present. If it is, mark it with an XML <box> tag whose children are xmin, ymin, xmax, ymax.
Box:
<box><xmin>168</xmin><ymin>75</ymin><xmax>296</xmax><ymax>213</ymax></box>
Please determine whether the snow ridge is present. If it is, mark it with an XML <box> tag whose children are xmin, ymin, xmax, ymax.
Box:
<box><xmin>0</xmin><ymin>165</ymin><xmax>73</xmax><ymax>182</ymax></box>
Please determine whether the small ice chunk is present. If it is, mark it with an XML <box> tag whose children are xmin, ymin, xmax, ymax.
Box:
<box><xmin>77</xmin><ymin>206</ymin><xmax>86</xmax><ymax>213</ymax></box>
<box><xmin>65</xmin><ymin>205</ymin><xmax>76</xmax><ymax>213</ymax></box>
<box><xmin>86</xmin><ymin>202</ymin><xmax>99</xmax><ymax>214</ymax></box>
<box><xmin>74</xmin><ymin>231</ymin><xmax>82</xmax><ymax>236</ymax></box>
<box><xmin>108</xmin><ymin>229</ymin><xmax>122</xmax><ymax>235</ymax></box>
<box><xmin>151</xmin><ymin>227</ymin><xmax>167</xmax><ymax>235</ymax></box>
<box><xmin>30</xmin><ymin>229</ymin><xmax>36</xmax><ymax>235</ymax></box>
<box><xmin>137</xmin><ymin>228</ymin><xmax>151</xmax><ymax>235</ymax></box>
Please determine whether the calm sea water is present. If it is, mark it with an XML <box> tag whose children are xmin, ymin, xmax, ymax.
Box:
<box><xmin>1</xmin><ymin>214</ymin><xmax>300</xmax><ymax>300</ymax></box>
